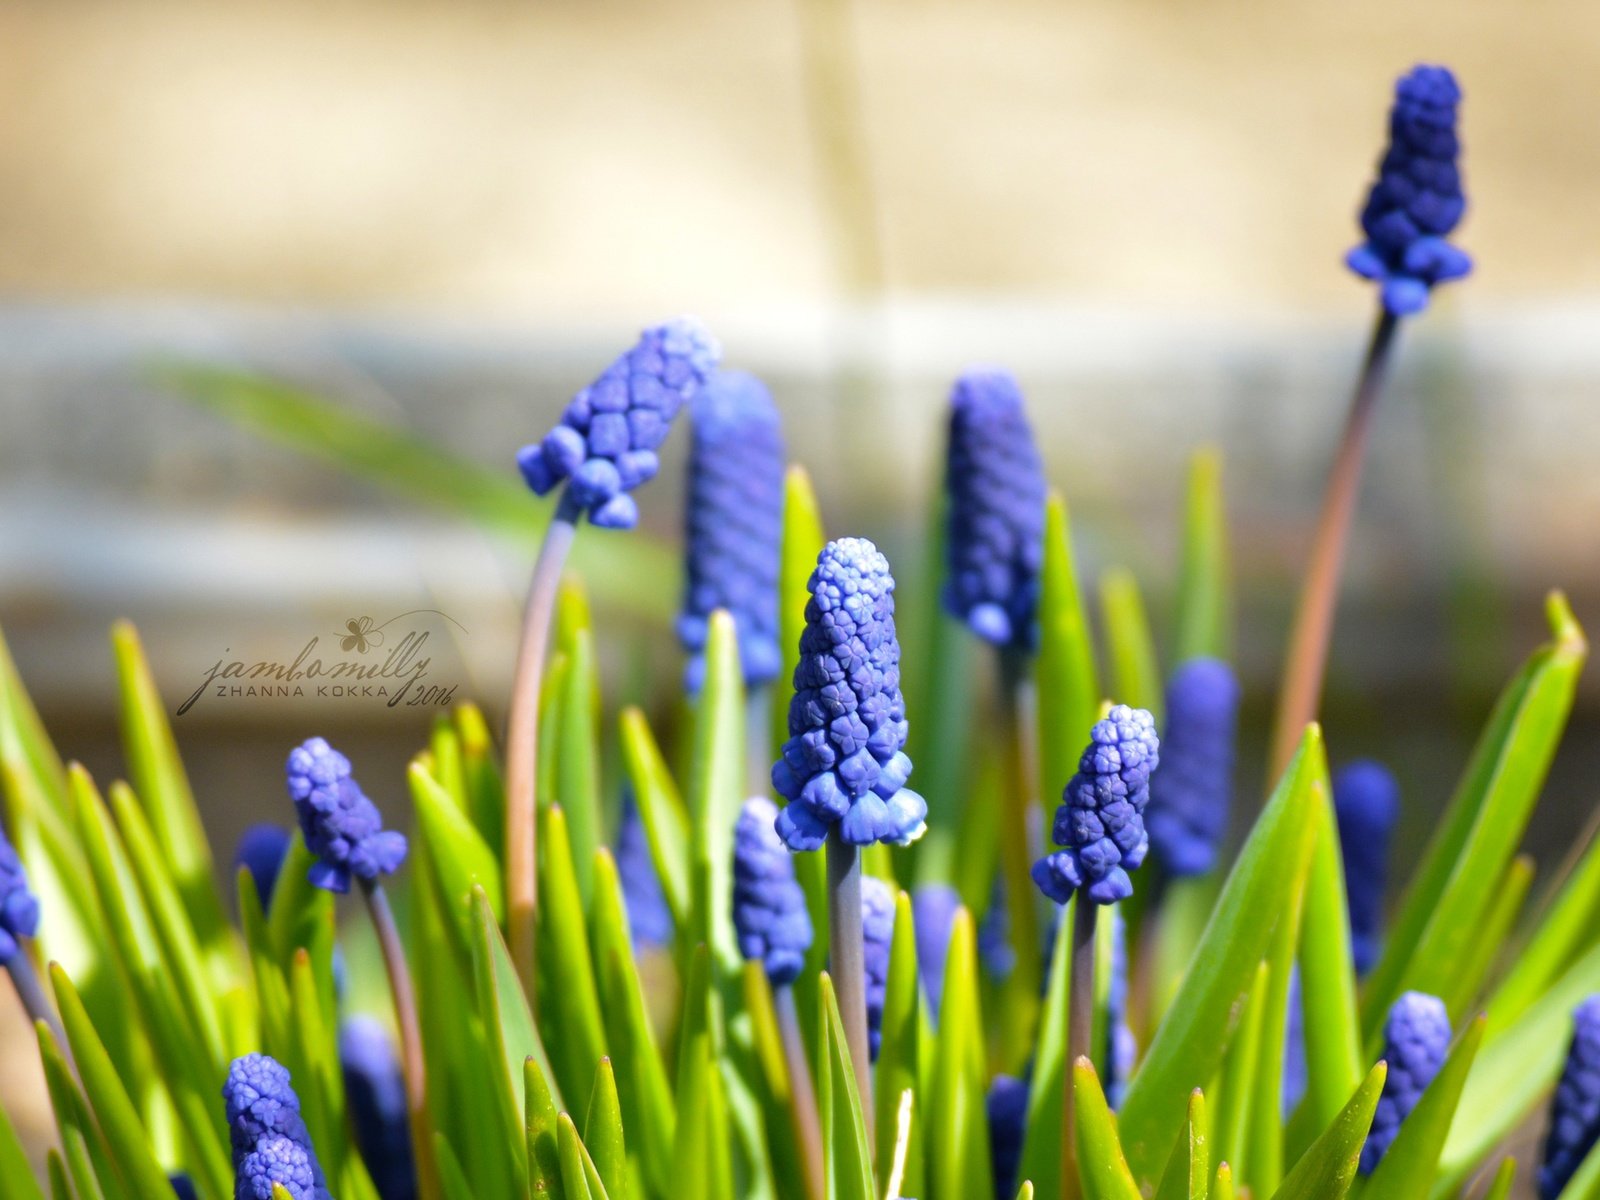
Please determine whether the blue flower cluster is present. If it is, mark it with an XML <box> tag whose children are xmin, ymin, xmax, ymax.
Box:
<box><xmin>1540</xmin><ymin>996</ymin><xmax>1600</xmax><ymax>1200</ymax></box>
<box><xmin>618</xmin><ymin>794</ymin><xmax>674</xmax><ymax>950</ymax></box>
<box><xmin>285</xmin><ymin>738</ymin><xmax>408</xmax><ymax>895</ymax></box>
<box><xmin>987</xmin><ymin>1074</ymin><xmax>1029</xmax><ymax>1200</ymax></box>
<box><xmin>517</xmin><ymin>319</ymin><xmax>721</xmax><ymax>529</ymax></box>
<box><xmin>223</xmin><ymin>1053</ymin><xmax>334</xmax><ymax>1200</ymax></box>
<box><xmin>341</xmin><ymin>1017</ymin><xmax>416</xmax><ymax>1200</ymax></box>
<box><xmin>233</xmin><ymin>824</ymin><xmax>291</xmax><ymax>909</ymax></box>
<box><xmin>942</xmin><ymin>370</ymin><xmax>1047</xmax><ymax>651</ymax></box>
<box><xmin>0</xmin><ymin>824</ymin><xmax>40</xmax><ymax>965</ymax></box>
<box><xmin>732</xmin><ymin>796</ymin><xmax>813</xmax><ymax>987</ymax></box>
<box><xmin>772</xmin><ymin>538</ymin><xmax>927</xmax><ymax>851</ymax></box>
<box><xmin>1146</xmin><ymin>658</ymin><xmax>1240</xmax><ymax>879</ymax></box>
<box><xmin>861</xmin><ymin>875</ymin><xmax>896</xmax><ymax>1061</ymax></box>
<box><xmin>678</xmin><ymin>369</ymin><xmax>786</xmax><ymax>693</ymax></box>
<box><xmin>912</xmin><ymin>884</ymin><xmax>961</xmax><ymax>1017</ymax></box>
<box><xmin>1333</xmin><ymin>760</ymin><xmax>1400</xmax><ymax>976</ymax></box>
<box><xmin>1360</xmin><ymin>991</ymin><xmax>1451</xmax><ymax>1174</ymax></box>
<box><xmin>1346</xmin><ymin>65</ymin><xmax>1472</xmax><ymax>316</ymax></box>
<box><xmin>1033</xmin><ymin>707</ymin><xmax>1161</xmax><ymax>906</ymax></box>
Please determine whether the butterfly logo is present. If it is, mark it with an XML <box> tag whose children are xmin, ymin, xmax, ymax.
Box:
<box><xmin>339</xmin><ymin>616</ymin><xmax>384</xmax><ymax>654</ymax></box>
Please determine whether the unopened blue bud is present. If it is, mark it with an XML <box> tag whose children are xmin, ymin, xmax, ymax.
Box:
<box><xmin>233</xmin><ymin>824</ymin><xmax>292</xmax><ymax>910</ymax></box>
<box><xmin>1360</xmin><ymin>991</ymin><xmax>1450</xmax><ymax>1174</ymax></box>
<box><xmin>733</xmin><ymin>797</ymin><xmax>813</xmax><ymax>987</ymax></box>
<box><xmin>1334</xmin><ymin>760</ymin><xmax>1400</xmax><ymax>976</ymax></box>
<box><xmin>1146</xmin><ymin>659</ymin><xmax>1240</xmax><ymax>878</ymax></box>
<box><xmin>285</xmin><ymin>738</ymin><xmax>407</xmax><ymax>894</ymax></box>
<box><xmin>1539</xmin><ymin>996</ymin><xmax>1600</xmax><ymax>1199</ymax></box>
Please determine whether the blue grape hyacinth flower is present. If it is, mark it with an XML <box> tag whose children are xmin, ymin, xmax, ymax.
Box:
<box><xmin>1146</xmin><ymin>658</ymin><xmax>1240</xmax><ymax>878</ymax></box>
<box><xmin>1539</xmin><ymin>995</ymin><xmax>1600</xmax><ymax>1200</ymax></box>
<box><xmin>517</xmin><ymin>319</ymin><xmax>720</xmax><ymax>530</ymax></box>
<box><xmin>678</xmin><ymin>369</ymin><xmax>785</xmax><ymax>693</ymax></box>
<box><xmin>732</xmin><ymin>796</ymin><xmax>814</xmax><ymax>987</ymax></box>
<box><xmin>285</xmin><ymin>738</ymin><xmax>408</xmax><ymax>895</ymax></box>
<box><xmin>912</xmin><ymin>884</ymin><xmax>961</xmax><ymax>1018</ymax></box>
<box><xmin>1360</xmin><ymin>991</ymin><xmax>1451</xmax><ymax>1174</ymax></box>
<box><xmin>1333</xmin><ymin>760</ymin><xmax>1400</xmax><ymax>975</ymax></box>
<box><xmin>987</xmin><ymin>1074</ymin><xmax>1029</xmax><ymax>1200</ymax></box>
<box><xmin>233</xmin><ymin>824</ymin><xmax>292</xmax><ymax>909</ymax></box>
<box><xmin>617</xmin><ymin>793</ymin><xmax>674</xmax><ymax>950</ymax></box>
<box><xmin>341</xmin><ymin>1017</ymin><xmax>416</xmax><ymax>1200</ymax></box>
<box><xmin>861</xmin><ymin>875</ymin><xmax>896</xmax><ymax>1061</ymax></box>
<box><xmin>942</xmin><ymin>370</ymin><xmax>1047</xmax><ymax>650</ymax></box>
<box><xmin>0</xmin><ymin>824</ymin><xmax>40</xmax><ymax>964</ymax></box>
<box><xmin>772</xmin><ymin>538</ymin><xmax>927</xmax><ymax>852</ymax></box>
<box><xmin>223</xmin><ymin>1053</ymin><xmax>333</xmax><ymax>1200</ymax></box>
<box><xmin>1033</xmin><ymin>706</ymin><xmax>1161</xmax><ymax>906</ymax></box>
<box><xmin>1346</xmin><ymin>65</ymin><xmax>1472</xmax><ymax>316</ymax></box>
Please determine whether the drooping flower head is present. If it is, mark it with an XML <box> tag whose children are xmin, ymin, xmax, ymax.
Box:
<box><xmin>285</xmin><ymin>738</ymin><xmax>407</xmax><ymax>895</ymax></box>
<box><xmin>618</xmin><ymin>792</ymin><xmax>674</xmax><ymax>950</ymax></box>
<box><xmin>0</xmin><ymin>823</ymin><xmax>40</xmax><ymax>964</ymax></box>
<box><xmin>987</xmin><ymin>1074</ymin><xmax>1029</xmax><ymax>1200</ymax></box>
<box><xmin>732</xmin><ymin>796</ymin><xmax>813</xmax><ymax>987</ymax></box>
<box><xmin>341</xmin><ymin>1017</ymin><xmax>416</xmax><ymax>1200</ymax></box>
<box><xmin>233</xmin><ymin>824</ymin><xmax>292</xmax><ymax>910</ymax></box>
<box><xmin>1146</xmin><ymin>658</ymin><xmax>1241</xmax><ymax>878</ymax></box>
<box><xmin>861</xmin><ymin>875</ymin><xmax>896</xmax><ymax>1061</ymax></box>
<box><xmin>677</xmin><ymin>369</ymin><xmax>785</xmax><ymax>693</ymax></box>
<box><xmin>1333</xmin><ymin>760</ymin><xmax>1400</xmax><ymax>976</ymax></box>
<box><xmin>772</xmin><ymin>538</ymin><xmax>927</xmax><ymax>851</ymax></box>
<box><xmin>912</xmin><ymin>884</ymin><xmax>961</xmax><ymax>1018</ymax></box>
<box><xmin>942</xmin><ymin>370</ymin><xmax>1047</xmax><ymax>650</ymax></box>
<box><xmin>1360</xmin><ymin>991</ymin><xmax>1450</xmax><ymax>1174</ymax></box>
<box><xmin>1346</xmin><ymin>65</ymin><xmax>1472</xmax><ymax>316</ymax></box>
<box><xmin>517</xmin><ymin>319</ymin><xmax>721</xmax><ymax>529</ymax></box>
<box><xmin>223</xmin><ymin>1053</ymin><xmax>333</xmax><ymax>1200</ymax></box>
<box><xmin>1539</xmin><ymin>996</ymin><xmax>1600</xmax><ymax>1200</ymax></box>
<box><xmin>1033</xmin><ymin>706</ymin><xmax>1160</xmax><ymax>906</ymax></box>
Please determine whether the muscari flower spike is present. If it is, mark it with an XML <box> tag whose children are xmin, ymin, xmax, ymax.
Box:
<box><xmin>341</xmin><ymin>1016</ymin><xmax>416</xmax><ymax>1200</ymax></box>
<box><xmin>618</xmin><ymin>792</ymin><xmax>674</xmax><ymax>950</ymax></box>
<box><xmin>1333</xmin><ymin>759</ymin><xmax>1400</xmax><ymax>976</ymax></box>
<box><xmin>223</xmin><ymin>1053</ymin><xmax>334</xmax><ymax>1200</ymax></box>
<box><xmin>677</xmin><ymin>369</ymin><xmax>785</xmax><ymax>693</ymax></box>
<box><xmin>1360</xmin><ymin>991</ymin><xmax>1451</xmax><ymax>1174</ymax></box>
<box><xmin>772</xmin><ymin>538</ymin><xmax>927</xmax><ymax>852</ymax></box>
<box><xmin>1346</xmin><ymin>65</ymin><xmax>1472</xmax><ymax>316</ymax></box>
<box><xmin>233</xmin><ymin>824</ymin><xmax>292</xmax><ymax>910</ymax></box>
<box><xmin>517</xmin><ymin>318</ymin><xmax>721</xmax><ymax>530</ymax></box>
<box><xmin>912</xmin><ymin>884</ymin><xmax>961</xmax><ymax>1018</ymax></box>
<box><xmin>732</xmin><ymin>796</ymin><xmax>814</xmax><ymax>987</ymax></box>
<box><xmin>1032</xmin><ymin>706</ymin><xmax>1160</xmax><ymax>906</ymax></box>
<box><xmin>0</xmin><ymin>822</ymin><xmax>40</xmax><ymax>964</ymax></box>
<box><xmin>1539</xmin><ymin>995</ymin><xmax>1600</xmax><ymax>1200</ymax></box>
<box><xmin>1146</xmin><ymin>658</ymin><xmax>1240</xmax><ymax>878</ymax></box>
<box><xmin>286</xmin><ymin>737</ymin><xmax>407</xmax><ymax>895</ymax></box>
<box><xmin>942</xmin><ymin>369</ymin><xmax>1047</xmax><ymax>650</ymax></box>
<box><xmin>861</xmin><ymin>875</ymin><xmax>896</xmax><ymax>1061</ymax></box>
<box><xmin>987</xmin><ymin>1074</ymin><xmax>1029</xmax><ymax>1200</ymax></box>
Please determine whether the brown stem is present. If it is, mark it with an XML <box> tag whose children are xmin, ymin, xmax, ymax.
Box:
<box><xmin>1268</xmin><ymin>309</ymin><xmax>1400</xmax><ymax>780</ymax></box>
<box><xmin>1063</xmin><ymin>896</ymin><xmax>1097</xmax><ymax>1200</ymax></box>
<box><xmin>826</xmin><ymin>830</ymin><xmax>874</xmax><ymax>1146</ymax></box>
<box><xmin>775</xmin><ymin>984</ymin><xmax>825</xmax><ymax>1200</ymax></box>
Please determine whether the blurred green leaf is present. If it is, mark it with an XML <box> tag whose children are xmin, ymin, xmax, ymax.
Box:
<box><xmin>266</xmin><ymin>831</ymin><xmax>336</xmax><ymax>967</ymax></box>
<box><xmin>557</xmin><ymin>628</ymin><xmax>604</xmax><ymax>904</ymax></box>
<box><xmin>776</xmin><ymin>464</ymin><xmax>826</xmax><ymax>756</ymax></box>
<box><xmin>1212</xmin><ymin>1164</ymin><xmax>1234</xmax><ymax>1200</ymax></box>
<box><xmin>1173</xmin><ymin>448</ymin><xmax>1232</xmax><ymax>664</ymax></box>
<box><xmin>44</xmin><ymin>1152</ymin><xmax>72</xmax><ymax>1200</ymax></box>
<box><xmin>740</xmin><ymin>964</ymin><xmax>809</xmax><ymax>1200</ymax></box>
<box><xmin>818</xmin><ymin>974</ymin><xmax>875</xmax><ymax>1200</ymax></box>
<box><xmin>585</xmin><ymin>1059</ymin><xmax>628</xmax><ymax>1200</ymax></box>
<box><xmin>435</xmin><ymin>1138</ymin><xmax>480</xmax><ymax>1200</ymax></box>
<box><xmin>1248</xmin><ymin>843</ymin><xmax>1309</xmax><ymax>1197</ymax></box>
<box><xmin>876</xmin><ymin>890</ymin><xmax>922</xmax><ymax>1200</ymax></box>
<box><xmin>1363</xmin><ymin>593</ymin><xmax>1586</xmax><ymax>1042</ymax></box>
<box><xmin>1362</xmin><ymin>1014</ymin><xmax>1484</xmax><ymax>1200</ymax></box>
<box><xmin>1074</xmin><ymin>1058</ymin><xmax>1143</xmax><ymax>1200</ymax></box>
<box><xmin>1018</xmin><ymin>902</ymin><xmax>1074</xmax><ymax>1200</ymax></box>
<box><xmin>619</xmin><ymin>708</ymin><xmax>691</xmax><ymax>929</ymax></box>
<box><xmin>687</xmin><ymin>611</ymin><xmax>745</xmax><ymax>977</ymax></box>
<box><xmin>1445</xmin><ymin>855</ymin><xmax>1533</xmax><ymax>1018</ymax></box>
<box><xmin>525</xmin><ymin>1055</ymin><xmax>566</xmax><ymax>1200</ymax></box>
<box><xmin>1269</xmin><ymin>1063</ymin><xmax>1384</xmax><ymax>1200</ymax></box>
<box><xmin>38</xmin><ymin>1027</ymin><xmax>121</xmax><ymax>1200</ymax></box>
<box><xmin>558</xmin><ymin>1113</ymin><xmax>604</xmax><ymax>1200</ymax></box>
<box><xmin>672</xmin><ymin>948</ymin><xmax>733</xmax><ymax>1200</ymax></box>
<box><xmin>1212</xmin><ymin>963</ymin><xmax>1267</xmax><ymax>1182</ymax></box>
<box><xmin>928</xmin><ymin>909</ymin><xmax>991</xmax><ymax>1200</ymax></box>
<box><xmin>455</xmin><ymin>704</ymin><xmax>507</xmax><ymax>868</ymax></box>
<box><xmin>0</xmin><ymin>1098</ymin><xmax>47</xmax><ymax>1200</ymax></box>
<box><xmin>1036</xmin><ymin>492</ymin><xmax>1101</xmax><ymax>806</ymax></box>
<box><xmin>1481</xmin><ymin>1159</ymin><xmax>1516</xmax><ymax>1200</ymax></box>
<box><xmin>1099</xmin><ymin>567</ymin><xmax>1162</xmax><ymax>722</ymax></box>
<box><xmin>1153</xmin><ymin>1090</ymin><xmax>1208</xmax><ymax>1200</ymax></box>
<box><xmin>1117</xmin><ymin>726</ymin><xmax>1324</xmax><ymax>1187</ymax></box>
<box><xmin>536</xmin><ymin>805</ymin><xmax>608</xmax><ymax>1105</ymax></box>
<box><xmin>411</xmin><ymin>761</ymin><xmax>505</xmax><ymax>950</ymax></box>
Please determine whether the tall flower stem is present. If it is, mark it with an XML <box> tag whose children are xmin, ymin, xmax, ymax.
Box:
<box><xmin>1063</xmin><ymin>896</ymin><xmax>1097</xmax><ymax>1200</ymax></box>
<box><xmin>1268</xmin><ymin>309</ymin><xmax>1400</xmax><ymax>779</ymax></box>
<box><xmin>997</xmin><ymin>650</ymin><xmax>1043</xmax><ymax>1055</ymax></box>
<box><xmin>361</xmin><ymin>878</ymin><xmax>441</xmax><ymax>1200</ymax></box>
<box><xmin>826</xmin><ymin>829</ymin><xmax>874</xmax><ymax>1142</ymax></box>
<box><xmin>506</xmin><ymin>502</ymin><xmax>581</xmax><ymax>991</ymax></box>
<box><xmin>6</xmin><ymin>949</ymin><xmax>69</xmax><ymax>1070</ymax></box>
<box><xmin>775</xmin><ymin>984</ymin><xmax>825</xmax><ymax>1200</ymax></box>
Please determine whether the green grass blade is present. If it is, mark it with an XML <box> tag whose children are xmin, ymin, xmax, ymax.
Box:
<box><xmin>1173</xmin><ymin>448</ymin><xmax>1232</xmax><ymax>663</ymax></box>
<box><xmin>435</xmin><ymin>1136</ymin><xmax>481</xmax><ymax>1200</ymax></box>
<box><xmin>1018</xmin><ymin>902</ymin><xmax>1074</xmax><ymax>1200</ymax></box>
<box><xmin>1074</xmin><ymin>1058</ymin><xmax>1143</xmax><ymax>1200</ymax></box>
<box><xmin>1269</xmin><ymin>1063</ymin><xmax>1385</xmax><ymax>1200</ymax></box>
<box><xmin>1481</xmin><ymin>1159</ymin><xmax>1516</xmax><ymax>1200</ymax></box>
<box><xmin>1362</xmin><ymin>593</ymin><xmax>1586</xmax><ymax>1042</ymax></box>
<box><xmin>1099</xmin><ymin>567</ymin><xmax>1162</xmax><ymax>721</ymax></box>
<box><xmin>45</xmin><ymin>1150</ymin><xmax>73</xmax><ymax>1200</ymax></box>
<box><xmin>688</xmin><ymin>611</ymin><xmax>745</xmax><ymax>977</ymax></box>
<box><xmin>1212</xmin><ymin>1164</ymin><xmax>1235</xmax><ymax>1200</ymax></box>
<box><xmin>818</xmin><ymin>973</ymin><xmax>876</xmax><ymax>1200</ymax></box>
<box><xmin>410</xmin><ymin>761</ymin><xmax>504</xmax><ymax>949</ymax></box>
<box><xmin>1036</xmin><ymin>492</ymin><xmax>1101</xmax><ymax>807</ymax></box>
<box><xmin>1361</xmin><ymin>1015</ymin><xmax>1485</xmax><ymax>1200</ymax></box>
<box><xmin>876</xmin><ymin>890</ymin><xmax>922</xmax><ymax>1200</ymax></box>
<box><xmin>1445</xmin><ymin>855</ymin><xmax>1533</xmax><ymax>1017</ymax></box>
<box><xmin>0</xmin><ymin>1097</ymin><xmax>48</xmax><ymax>1200</ymax></box>
<box><xmin>1212</xmin><ymin>963</ymin><xmax>1268</xmax><ymax>1181</ymax></box>
<box><xmin>536</xmin><ymin>805</ymin><xmax>607</xmax><ymax>1106</ymax></box>
<box><xmin>266</xmin><ymin>831</ymin><xmax>336</xmax><ymax>964</ymax></box>
<box><xmin>557</xmin><ymin>1114</ymin><xmax>600</xmax><ymax>1200</ymax></box>
<box><xmin>928</xmin><ymin>909</ymin><xmax>991</xmax><ymax>1200</ymax></box>
<box><xmin>1117</xmin><ymin>726</ymin><xmax>1325</xmax><ymax>1187</ymax></box>
<box><xmin>618</xmin><ymin>708</ymin><xmax>691</xmax><ymax>929</ymax></box>
<box><xmin>1153</xmin><ymin>1090</ymin><xmax>1208</xmax><ymax>1200</ymax></box>
<box><xmin>525</xmin><ymin>1056</ymin><xmax>566</xmax><ymax>1200</ymax></box>
<box><xmin>455</xmin><ymin>703</ymin><xmax>506</xmax><ymax>867</ymax></box>
<box><xmin>556</xmin><ymin>628</ymin><xmax>604</xmax><ymax>904</ymax></box>
<box><xmin>0</xmin><ymin>622</ymin><xmax>68</xmax><ymax>806</ymax></box>
<box><xmin>1248</xmin><ymin>837</ymin><xmax>1310</xmax><ymax>1197</ymax></box>
<box><xmin>584</xmin><ymin>1059</ymin><xmax>627</xmax><ymax>1200</ymax></box>
<box><xmin>39</xmin><ymin>1027</ymin><xmax>120</xmax><ymax>1200</ymax></box>
<box><xmin>776</xmin><ymin>464</ymin><xmax>826</xmax><ymax>756</ymax></box>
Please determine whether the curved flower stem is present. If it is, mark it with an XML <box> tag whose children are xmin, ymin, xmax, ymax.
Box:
<box><xmin>506</xmin><ymin>501</ymin><xmax>581</xmax><ymax>993</ymax></box>
<box><xmin>361</xmin><ymin>878</ymin><xmax>441</xmax><ymax>1200</ymax></box>
<box><xmin>775</xmin><ymin>984</ymin><xmax>825</xmax><ymax>1200</ymax></box>
<box><xmin>1063</xmin><ymin>895</ymin><xmax>1097</xmax><ymax>1200</ymax></box>
<box><xmin>1268</xmin><ymin>309</ymin><xmax>1400</xmax><ymax>780</ymax></box>
<box><xmin>826</xmin><ymin>829</ymin><xmax>874</xmax><ymax>1145</ymax></box>
<box><xmin>6</xmin><ymin>947</ymin><xmax>70</xmax><ymax>1072</ymax></box>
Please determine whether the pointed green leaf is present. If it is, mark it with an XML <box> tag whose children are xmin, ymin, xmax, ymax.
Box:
<box><xmin>536</xmin><ymin>805</ymin><xmax>606</xmax><ymax>1104</ymax></box>
<box><xmin>0</xmin><ymin>1097</ymin><xmax>48</xmax><ymax>1200</ymax></box>
<box><xmin>1445</xmin><ymin>856</ymin><xmax>1533</xmax><ymax>1018</ymax></box>
<box><xmin>776</xmin><ymin>465</ymin><xmax>826</xmax><ymax>757</ymax></box>
<box><xmin>556</xmin><ymin>628</ymin><xmax>603</xmax><ymax>904</ymax></box>
<box><xmin>1015</xmin><ymin>1184</ymin><xmax>1034</xmax><ymax>1200</ymax></box>
<box><xmin>1036</xmin><ymin>492</ymin><xmax>1101</xmax><ymax>807</ymax></box>
<box><xmin>1174</xmin><ymin>448</ymin><xmax>1232</xmax><ymax>663</ymax></box>
<box><xmin>45</xmin><ymin>1151</ymin><xmax>73</xmax><ymax>1200</ymax></box>
<box><xmin>435</xmin><ymin>1137</ymin><xmax>480</xmax><ymax>1200</ymax></box>
<box><xmin>557</xmin><ymin>1114</ymin><xmax>601</xmax><ymax>1200</ymax></box>
<box><xmin>584</xmin><ymin>1059</ymin><xmax>627</xmax><ymax>1200</ymax></box>
<box><xmin>818</xmin><ymin>974</ymin><xmax>876</xmax><ymax>1200</ymax></box>
<box><xmin>1118</xmin><ymin>726</ymin><xmax>1325</xmax><ymax>1186</ymax></box>
<box><xmin>1074</xmin><ymin>1058</ymin><xmax>1143</xmax><ymax>1200</ymax></box>
<box><xmin>741</xmin><ymin>962</ymin><xmax>810</xmax><ymax>1200</ymax></box>
<box><xmin>1248</xmin><ymin>850</ymin><xmax>1309</xmax><ymax>1197</ymax></box>
<box><xmin>525</xmin><ymin>1056</ymin><xmax>565</xmax><ymax>1200</ymax></box>
<box><xmin>1481</xmin><ymin>1159</ymin><xmax>1516</xmax><ymax>1200</ymax></box>
<box><xmin>688</xmin><ymin>611</ymin><xmax>745</xmax><ymax>977</ymax></box>
<box><xmin>38</xmin><ymin>1025</ymin><xmax>119</xmax><ymax>1200</ymax></box>
<box><xmin>618</xmin><ymin>708</ymin><xmax>691</xmax><ymax>928</ymax></box>
<box><xmin>455</xmin><ymin>703</ymin><xmax>506</xmax><ymax>866</ymax></box>
<box><xmin>1362</xmin><ymin>1015</ymin><xmax>1485</xmax><ymax>1200</ymax></box>
<box><xmin>1018</xmin><ymin>901</ymin><xmax>1075</xmax><ymax>1200</ymax></box>
<box><xmin>1212</xmin><ymin>1163</ymin><xmax>1235</xmax><ymax>1200</ymax></box>
<box><xmin>876</xmin><ymin>891</ymin><xmax>922</xmax><ymax>1199</ymax></box>
<box><xmin>266</xmin><ymin>830</ymin><xmax>336</xmax><ymax>965</ymax></box>
<box><xmin>1153</xmin><ymin>1090</ymin><xmax>1208</xmax><ymax>1200</ymax></box>
<box><xmin>411</xmin><ymin>762</ymin><xmax>504</xmax><ymax>940</ymax></box>
<box><xmin>1269</xmin><ymin>1063</ymin><xmax>1385</xmax><ymax>1200</ymax></box>
<box><xmin>928</xmin><ymin>909</ymin><xmax>990</xmax><ymax>1200</ymax></box>
<box><xmin>672</xmin><ymin>952</ymin><xmax>733</xmax><ymax>1200</ymax></box>
<box><xmin>1212</xmin><ymin>964</ymin><xmax>1268</xmax><ymax>1181</ymax></box>
<box><xmin>1099</xmin><ymin>567</ymin><xmax>1162</xmax><ymax>721</ymax></box>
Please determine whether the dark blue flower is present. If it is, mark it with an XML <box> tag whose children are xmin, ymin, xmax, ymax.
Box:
<box><xmin>861</xmin><ymin>875</ymin><xmax>896</xmax><ymax>1061</ymax></box>
<box><xmin>233</xmin><ymin>824</ymin><xmax>292</xmax><ymax>910</ymax></box>
<box><xmin>341</xmin><ymin>1017</ymin><xmax>416</xmax><ymax>1200</ymax></box>
<box><xmin>772</xmin><ymin>538</ymin><xmax>927</xmax><ymax>851</ymax></box>
<box><xmin>677</xmin><ymin>369</ymin><xmax>785</xmax><ymax>693</ymax></box>
<box><xmin>942</xmin><ymin>370</ymin><xmax>1046</xmax><ymax>650</ymax></box>
<box><xmin>618</xmin><ymin>792</ymin><xmax>674</xmax><ymax>950</ymax></box>
<box><xmin>1360</xmin><ymin>991</ymin><xmax>1450</xmax><ymax>1174</ymax></box>
<box><xmin>912</xmin><ymin>885</ymin><xmax>961</xmax><ymax>1018</ymax></box>
<box><xmin>1346</xmin><ymin>65</ymin><xmax>1472</xmax><ymax>316</ymax></box>
<box><xmin>0</xmin><ymin>823</ymin><xmax>40</xmax><ymax>964</ymax></box>
<box><xmin>223</xmin><ymin>1053</ymin><xmax>333</xmax><ymax>1200</ymax></box>
<box><xmin>1539</xmin><ymin>996</ymin><xmax>1600</xmax><ymax>1200</ymax></box>
<box><xmin>987</xmin><ymin>1074</ymin><xmax>1029</xmax><ymax>1200</ymax></box>
<box><xmin>1033</xmin><ymin>707</ymin><xmax>1160</xmax><ymax>906</ymax></box>
<box><xmin>732</xmin><ymin>796</ymin><xmax>813</xmax><ymax>987</ymax></box>
<box><xmin>517</xmin><ymin>319</ymin><xmax>720</xmax><ymax>529</ymax></box>
<box><xmin>169</xmin><ymin>1173</ymin><xmax>199</xmax><ymax>1200</ymax></box>
<box><xmin>1333</xmin><ymin>760</ymin><xmax>1400</xmax><ymax>976</ymax></box>
<box><xmin>1146</xmin><ymin>659</ymin><xmax>1240</xmax><ymax>878</ymax></box>
<box><xmin>285</xmin><ymin>738</ymin><xmax>407</xmax><ymax>894</ymax></box>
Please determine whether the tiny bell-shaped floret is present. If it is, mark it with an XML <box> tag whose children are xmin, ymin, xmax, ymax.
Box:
<box><xmin>285</xmin><ymin>738</ymin><xmax>407</xmax><ymax>894</ymax></box>
<box><xmin>732</xmin><ymin>796</ymin><xmax>814</xmax><ymax>987</ymax></box>
<box><xmin>1360</xmin><ymin>991</ymin><xmax>1450</xmax><ymax>1174</ymax></box>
